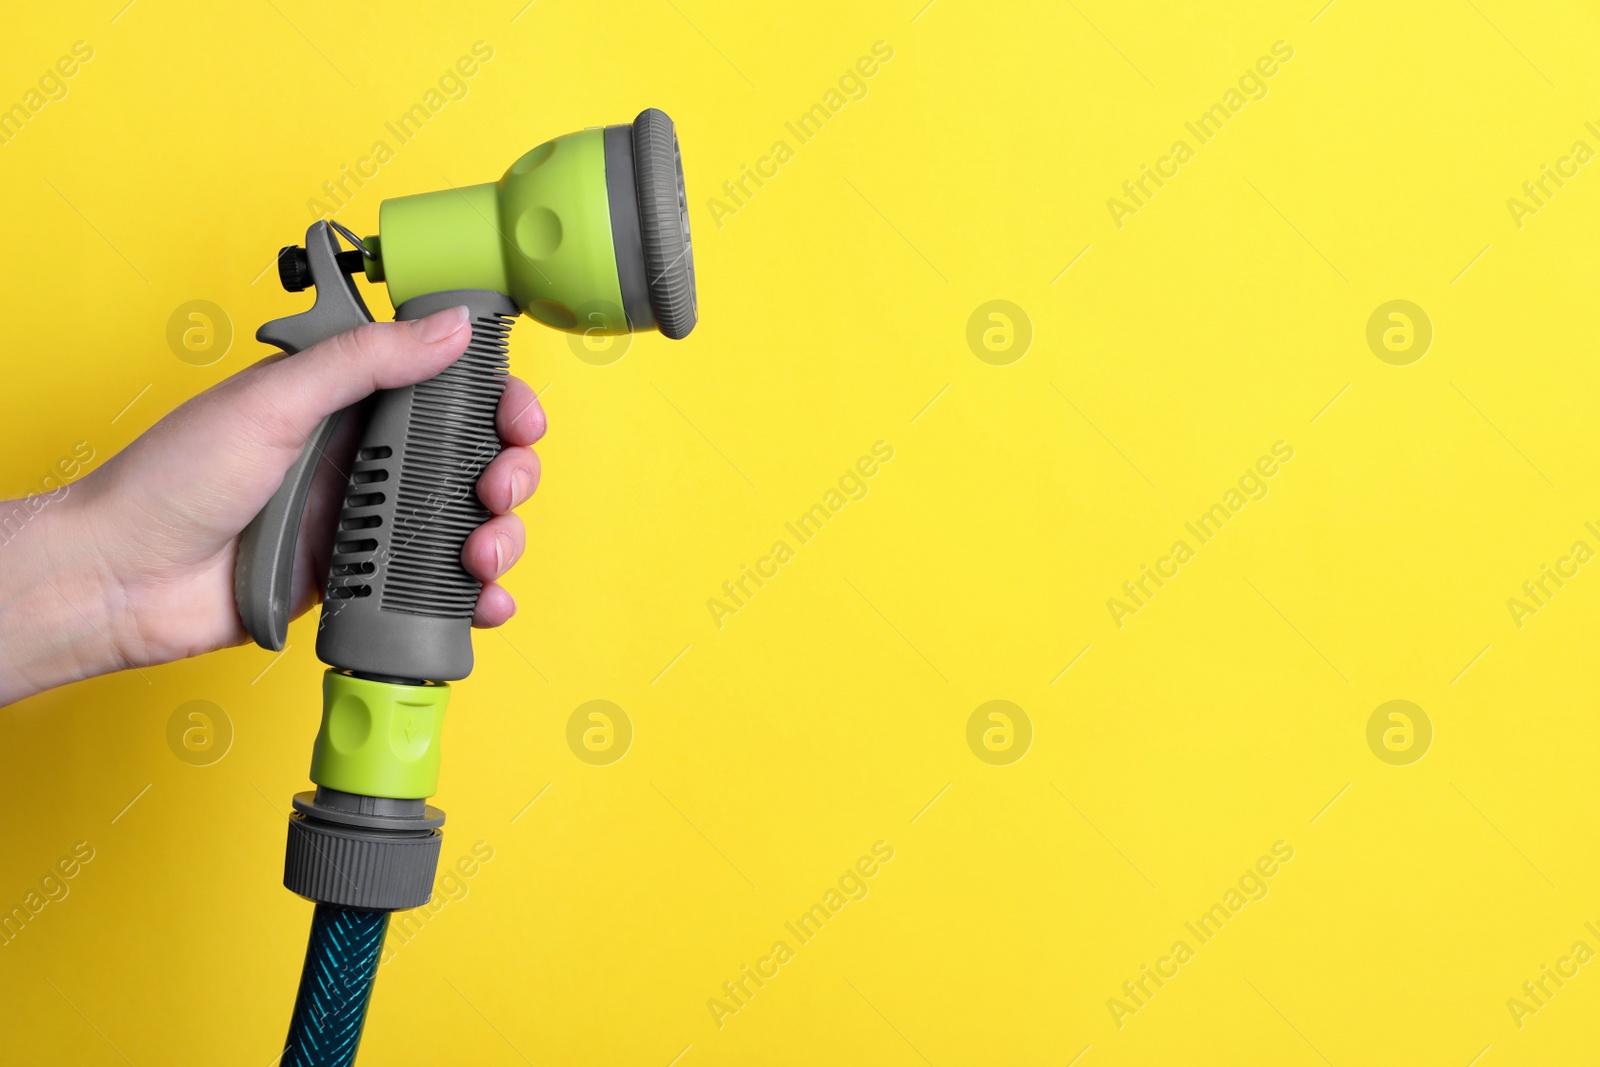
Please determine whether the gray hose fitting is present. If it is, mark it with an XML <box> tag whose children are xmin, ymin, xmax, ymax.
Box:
<box><xmin>283</xmin><ymin>787</ymin><xmax>444</xmax><ymax>911</ymax></box>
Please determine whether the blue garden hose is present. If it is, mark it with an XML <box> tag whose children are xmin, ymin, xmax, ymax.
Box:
<box><xmin>281</xmin><ymin>905</ymin><xmax>390</xmax><ymax>1067</ymax></box>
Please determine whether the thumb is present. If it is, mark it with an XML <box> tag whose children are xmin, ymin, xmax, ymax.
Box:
<box><xmin>233</xmin><ymin>306</ymin><xmax>472</xmax><ymax>455</ymax></box>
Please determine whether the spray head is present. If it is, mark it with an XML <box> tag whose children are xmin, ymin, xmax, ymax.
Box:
<box><xmin>290</xmin><ymin>107</ymin><xmax>698</xmax><ymax>339</ymax></box>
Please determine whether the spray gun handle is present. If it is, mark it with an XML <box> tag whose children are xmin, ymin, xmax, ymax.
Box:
<box><xmin>314</xmin><ymin>290</ymin><xmax>515</xmax><ymax>682</ymax></box>
<box><xmin>235</xmin><ymin>222</ymin><xmax>374</xmax><ymax>651</ymax></box>
<box><xmin>236</xmin><ymin>223</ymin><xmax>515</xmax><ymax>682</ymax></box>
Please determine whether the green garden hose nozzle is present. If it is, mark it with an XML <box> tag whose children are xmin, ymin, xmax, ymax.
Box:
<box><xmin>237</xmin><ymin>108</ymin><xmax>697</xmax><ymax>1067</ymax></box>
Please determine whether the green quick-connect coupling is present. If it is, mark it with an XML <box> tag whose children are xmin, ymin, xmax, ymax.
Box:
<box><xmin>283</xmin><ymin>672</ymin><xmax>450</xmax><ymax>910</ymax></box>
<box><xmin>310</xmin><ymin>670</ymin><xmax>449</xmax><ymax>798</ymax></box>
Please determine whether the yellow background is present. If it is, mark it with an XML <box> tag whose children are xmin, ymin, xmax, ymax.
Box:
<box><xmin>2</xmin><ymin>0</ymin><xmax>1598</xmax><ymax>1063</ymax></box>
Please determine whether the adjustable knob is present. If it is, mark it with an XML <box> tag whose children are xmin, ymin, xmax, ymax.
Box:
<box><xmin>277</xmin><ymin>245</ymin><xmax>312</xmax><ymax>293</ymax></box>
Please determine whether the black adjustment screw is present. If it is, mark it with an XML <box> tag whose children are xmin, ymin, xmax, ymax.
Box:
<box><xmin>277</xmin><ymin>245</ymin><xmax>313</xmax><ymax>293</ymax></box>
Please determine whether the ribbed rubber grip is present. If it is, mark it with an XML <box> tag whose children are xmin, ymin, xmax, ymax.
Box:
<box><xmin>315</xmin><ymin>290</ymin><xmax>517</xmax><ymax>682</ymax></box>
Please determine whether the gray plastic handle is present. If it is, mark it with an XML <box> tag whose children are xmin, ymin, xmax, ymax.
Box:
<box><xmin>234</xmin><ymin>222</ymin><xmax>374</xmax><ymax>651</ymax></box>
<box><xmin>314</xmin><ymin>290</ymin><xmax>515</xmax><ymax>682</ymax></box>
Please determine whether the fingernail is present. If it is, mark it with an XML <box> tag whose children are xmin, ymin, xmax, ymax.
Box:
<box><xmin>411</xmin><ymin>305</ymin><xmax>469</xmax><ymax>342</ymax></box>
<box><xmin>511</xmin><ymin>468</ymin><xmax>533</xmax><ymax>506</ymax></box>
<box><xmin>494</xmin><ymin>533</ymin><xmax>511</xmax><ymax>576</ymax></box>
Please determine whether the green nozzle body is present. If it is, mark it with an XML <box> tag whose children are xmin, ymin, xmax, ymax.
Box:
<box><xmin>379</xmin><ymin>129</ymin><xmax>626</xmax><ymax>332</ymax></box>
<box><xmin>373</xmin><ymin>110</ymin><xmax>696</xmax><ymax>339</ymax></box>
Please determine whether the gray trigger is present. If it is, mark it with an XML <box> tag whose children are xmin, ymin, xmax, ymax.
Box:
<box><xmin>233</xmin><ymin>221</ymin><xmax>377</xmax><ymax>651</ymax></box>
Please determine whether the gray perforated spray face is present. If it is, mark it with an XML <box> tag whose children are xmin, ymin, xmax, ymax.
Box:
<box><xmin>605</xmin><ymin>108</ymin><xmax>697</xmax><ymax>339</ymax></box>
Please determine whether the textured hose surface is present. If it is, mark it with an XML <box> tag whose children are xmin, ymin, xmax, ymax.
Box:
<box><xmin>282</xmin><ymin>905</ymin><xmax>390</xmax><ymax>1067</ymax></box>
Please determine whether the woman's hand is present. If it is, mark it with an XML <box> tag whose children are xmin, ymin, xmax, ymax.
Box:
<box><xmin>0</xmin><ymin>306</ymin><xmax>545</xmax><ymax>705</ymax></box>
